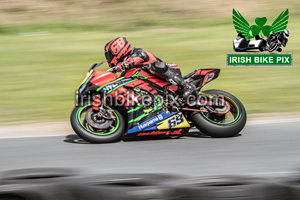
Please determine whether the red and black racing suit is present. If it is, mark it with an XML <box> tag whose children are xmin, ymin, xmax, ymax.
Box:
<box><xmin>115</xmin><ymin>48</ymin><xmax>196</xmax><ymax>98</ymax></box>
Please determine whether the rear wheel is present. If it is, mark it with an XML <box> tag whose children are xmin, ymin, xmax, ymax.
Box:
<box><xmin>70</xmin><ymin>104</ymin><xmax>125</xmax><ymax>143</ymax></box>
<box><xmin>191</xmin><ymin>90</ymin><xmax>247</xmax><ymax>137</ymax></box>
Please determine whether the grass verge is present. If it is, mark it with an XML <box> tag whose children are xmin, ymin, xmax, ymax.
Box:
<box><xmin>0</xmin><ymin>18</ymin><xmax>299</xmax><ymax>124</ymax></box>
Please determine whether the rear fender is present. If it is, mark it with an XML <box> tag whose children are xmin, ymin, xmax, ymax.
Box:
<box><xmin>201</xmin><ymin>69</ymin><xmax>220</xmax><ymax>87</ymax></box>
<box><xmin>188</xmin><ymin>69</ymin><xmax>220</xmax><ymax>88</ymax></box>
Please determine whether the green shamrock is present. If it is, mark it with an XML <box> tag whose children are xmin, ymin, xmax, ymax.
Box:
<box><xmin>233</xmin><ymin>9</ymin><xmax>289</xmax><ymax>40</ymax></box>
<box><xmin>250</xmin><ymin>17</ymin><xmax>272</xmax><ymax>38</ymax></box>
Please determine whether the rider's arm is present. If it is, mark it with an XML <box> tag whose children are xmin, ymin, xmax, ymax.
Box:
<box><xmin>115</xmin><ymin>48</ymin><xmax>148</xmax><ymax>71</ymax></box>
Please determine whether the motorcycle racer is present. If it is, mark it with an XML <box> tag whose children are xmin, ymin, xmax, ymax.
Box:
<box><xmin>265</xmin><ymin>29</ymin><xmax>290</xmax><ymax>52</ymax></box>
<box><xmin>104</xmin><ymin>37</ymin><xmax>197</xmax><ymax>100</ymax></box>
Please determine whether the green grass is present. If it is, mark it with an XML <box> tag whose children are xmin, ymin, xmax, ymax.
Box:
<box><xmin>0</xmin><ymin>18</ymin><xmax>299</xmax><ymax>124</ymax></box>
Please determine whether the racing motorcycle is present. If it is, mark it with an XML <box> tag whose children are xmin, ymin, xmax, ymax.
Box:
<box><xmin>233</xmin><ymin>34</ymin><xmax>266</xmax><ymax>52</ymax></box>
<box><xmin>264</xmin><ymin>32</ymin><xmax>288</xmax><ymax>52</ymax></box>
<box><xmin>70</xmin><ymin>61</ymin><xmax>247</xmax><ymax>143</ymax></box>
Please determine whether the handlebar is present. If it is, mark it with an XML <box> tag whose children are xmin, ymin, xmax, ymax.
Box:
<box><xmin>89</xmin><ymin>60</ymin><xmax>107</xmax><ymax>71</ymax></box>
<box><xmin>89</xmin><ymin>60</ymin><xmax>119</xmax><ymax>73</ymax></box>
<box><xmin>106</xmin><ymin>67</ymin><xmax>117</xmax><ymax>72</ymax></box>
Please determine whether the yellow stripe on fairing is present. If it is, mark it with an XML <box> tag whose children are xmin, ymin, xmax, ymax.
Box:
<box><xmin>157</xmin><ymin>113</ymin><xmax>190</xmax><ymax>130</ymax></box>
<box><xmin>79</xmin><ymin>70</ymin><xmax>94</xmax><ymax>87</ymax></box>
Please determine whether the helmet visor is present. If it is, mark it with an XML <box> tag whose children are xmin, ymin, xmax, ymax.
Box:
<box><xmin>105</xmin><ymin>51</ymin><xmax>114</xmax><ymax>64</ymax></box>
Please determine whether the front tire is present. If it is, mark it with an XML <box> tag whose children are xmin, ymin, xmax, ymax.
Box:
<box><xmin>70</xmin><ymin>104</ymin><xmax>125</xmax><ymax>143</ymax></box>
<box><xmin>191</xmin><ymin>90</ymin><xmax>247</xmax><ymax>137</ymax></box>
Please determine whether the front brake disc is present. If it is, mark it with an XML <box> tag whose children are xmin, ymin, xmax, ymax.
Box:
<box><xmin>85</xmin><ymin>108</ymin><xmax>113</xmax><ymax>129</ymax></box>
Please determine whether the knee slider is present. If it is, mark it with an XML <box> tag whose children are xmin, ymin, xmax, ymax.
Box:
<box><xmin>151</xmin><ymin>62</ymin><xmax>168</xmax><ymax>73</ymax></box>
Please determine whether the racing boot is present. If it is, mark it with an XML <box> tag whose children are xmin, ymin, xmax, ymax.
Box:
<box><xmin>172</xmin><ymin>75</ymin><xmax>197</xmax><ymax>100</ymax></box>
<box><xmin>150</xmin><ymin>62</ymin><xmax>198</xmax><ymax>100</ymax></box>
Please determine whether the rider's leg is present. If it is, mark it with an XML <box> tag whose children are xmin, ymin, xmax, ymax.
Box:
<box><xmin>149</xmin><ymin>62</ymin><xmax>197</xmax><ymax>99</ymax></box>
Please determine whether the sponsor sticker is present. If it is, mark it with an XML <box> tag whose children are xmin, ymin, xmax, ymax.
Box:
<box><xmin>167</xmin><ymin>113</ymin><xmax>184</xmax><ymax>128</ymax></box>
<box><xmin>138</xmin><ymin>114</ymin><xmax>163</xmax><ymax>130</ymax></box>
<box><xmin>102</xmin><ymin>78</ymin><xmax>132</xmax><ymax>92</ymax></box>
<box><xmin>137</xmin><ymin>129</ymin><xmax>182</xmax><ymax>136</ymax></box>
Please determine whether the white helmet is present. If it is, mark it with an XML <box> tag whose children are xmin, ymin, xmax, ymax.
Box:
<box><xmin>283</xmin><ymin>29</ymin><xmax>290</xmax><ymax>38</ymax></box>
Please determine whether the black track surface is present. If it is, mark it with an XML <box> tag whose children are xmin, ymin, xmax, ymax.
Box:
<box><xmin>0</xmin><ymin>121</ymin><xmax>299</xmax><ymax>177</ymax></box>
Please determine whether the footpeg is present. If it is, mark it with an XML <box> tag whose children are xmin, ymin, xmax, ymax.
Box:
<box><xmin>205</xmin><ymin>106</ymin><xmax>218</xmax><ymax>114</ymax></box>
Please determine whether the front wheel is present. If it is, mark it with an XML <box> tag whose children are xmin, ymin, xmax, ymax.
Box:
<box><xmin>191</xmin><ymin>90</ymin><xmax>247</xmax><ymax>137</ymax></box>
<box><xmin>70</xmin><ymin>104</ymin><xmax>125</xmax><ymax>143</ymax></box>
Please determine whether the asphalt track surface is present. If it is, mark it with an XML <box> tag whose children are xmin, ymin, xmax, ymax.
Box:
<box><xmin>0</xmin><ymin>119</ymin><xmax>299</xmax><ymax>177</ymax></box>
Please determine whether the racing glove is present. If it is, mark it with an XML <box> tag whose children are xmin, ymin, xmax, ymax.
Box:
<box><xmin>114</xmin><ymin>65</ymin><xmax>124</xmax><ymax>72</ymax></box>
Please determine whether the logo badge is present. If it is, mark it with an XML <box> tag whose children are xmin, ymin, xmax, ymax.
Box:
<box><xmin>227</xmin><ymin>9</ymin><xmax>292</xmax><ymax>66</ymax></box>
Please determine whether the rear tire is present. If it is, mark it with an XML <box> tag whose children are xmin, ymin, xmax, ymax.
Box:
<box><xmin>191</xmin><ymin>90</ymin><xmax>247</xmax><ymax>137</ymax></box>
<box><xmin>70</xmin><ymin>104</ymin><xmax>125</xmax><ymax>143</ymax></box>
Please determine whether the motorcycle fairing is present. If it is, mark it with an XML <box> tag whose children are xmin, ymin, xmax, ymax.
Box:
<box><xmin>141</xmin><ymin>112</ymin><xmax>190</xmax><ymax>131</ymax></box>
<box><xmin>101</xmin><ymin>78</ymin><xmax>136</xmax><ymax>94</ymax></box>
<box><xmin>125</xmin><ymin>68</ymin><xmax>171</xmax><ymax>87</ymax></box>
<box><xmin>89</xmin><ymin>67</ymin><xmax>218</xmax><ymax>135</ymax></box>
<box><xmin>92</xmin><ymin>72</ymin><xmax>166</xmax><ymax>130</ymax></box>
<box><xmin>136</xmin><ymin>128</ymin><xmax>188</xmax><ymax>137</ymax></box>
<box><xmin>91</xmin><ymin>71</ymin><xmax>121</xmax><ymax>88</ymax></box>
<box><xmin>126</xmin><ymin>95</ymin><xmax>164</xmax><ymax>130</ymax></box>
<box><xmin>156</xmin><ymin>112</ymin><xmax>190</xmax><ymax>130</ymax></box>
<box><xmin>127</xmin><ymin>112</ymin><xmax>190</xmax><ymax>134</ymax></box>
<box><xmin>127</xmin><ymin>112</ymin><xmax>174</xmax><ymax>134</ymax></box>
<box><xmin>185</xmin><ymin>68</ymin><xmax>220</xmax><ymax>88</ymax></box>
